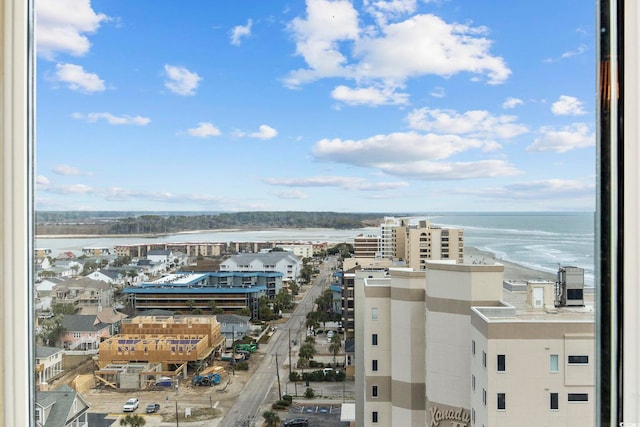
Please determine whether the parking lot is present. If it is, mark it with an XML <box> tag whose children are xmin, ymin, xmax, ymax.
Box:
<box><xmin>280</xmin><ymin>404</ymin><xmax>348</xmax><ymax>427</ymax></box>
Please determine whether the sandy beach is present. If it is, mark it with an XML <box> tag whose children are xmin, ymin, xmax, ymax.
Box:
<box><xmin>464</xmin><ymin>246</ymin><xmax>558</xmax><ymax>282</ymax></box>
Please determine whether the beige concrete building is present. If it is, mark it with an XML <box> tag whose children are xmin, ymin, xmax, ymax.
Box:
<box><xmin>376</xmin><ymin>217</ymin><xmax>464</xmax><ymax>267</ymax></box>
<box><xmin>356</xmin><ymin>262</ymin><xmax>594</xmax><ymax>427</ymax></box>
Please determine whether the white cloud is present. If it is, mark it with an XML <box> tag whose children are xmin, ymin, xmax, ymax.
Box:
<box><xmin>331</xmin><ymin>85</ymin><xmax>409</xmax><ymax>106</ymax></box>
<box><xmin>406</xmin><ymin>108</ymin><xmax>528</xmax><ymax>139</ymax></box>
<box><xmin>36</xmin><ymin>0</ymin><xmax>109</xmax><ymax>59</ymax></box>
<box><xmin>544</xmin><ymin>44</ymin><xmax>588</xmax><ymax>63</ymax></box>
<box><xmin>264</xmin><ymin>175</ymin><xmax>409</xmax><ymax>191</ymax></box>
<box><xmin>430</xmin><ymin>86</ymin><xmax>446</xmax><ymax>98</ymax></box>
<box><xmin>551</xmin><ymin>95</ymin><xmax>586</xmax><ymax>116</ymax></box>
<box><xmin>36</xmin><ymin>176</ymin><xmax>51</xmax><ymax>185</ymax></box>
<box><xmin>527</xmin><ymin>123</ymin><xmax>595</xmax><ymax>153</ymax></box>
<box><xmin>54</xmin><ymin>63</ymin><xmax>105</xmax><ymax>93</ymax></box>
<box><xmin>374</xmin><ymin>159</ymin><xmax>521</xmax><ymax>180</ymax></box>
<box><xmin>285</xmin><ymin>6</ymin><xmax>511</xmax><ymax>93</ymax></box>
<box><xmin>72</xmin><ymin>112</ymin><xmax>150</xmax><ymax>125</ymax></box>
<box><xmin>230</xmin><ymin>19</ymin><xmax>253</xmax><ymax>45</ymax></box>
<box><xmin>455</xmin><ymin>179</ymin><xmax>594</xmax><ymax>200</ymax></box>
<box><xmin>44</xmin><ymin>183</ymin><xmax>95</xmax><ymax>194</ymax></box>
<box><xmin>364</xmin><ymin>0</ymin><xmax>420</xmax><ymax>26</ymax></box>
<box><xmin>561</xmin><ymin>44</ymin><xmax>588</xmax><ymax>59</ymax></box>
<box><xmin>52</xmin><ymin>164</ymin><xmax>92</xmax><ymax>176</ymax></box>
<box><xmin>272</xmin><ymin>190</ymin><xmax>310</xmax><ymax>199</ymax></box>
<box><xmin>502</xmin><ymin>97</ymin><xmax>523</xmax><ymax>109</ymax></box>
<box><xmin>312</xmin><ymin>132</ymin><xmax>496</xmax><ymax>167</ymax></box>
<box><xmin>187</xmin><ymin>122</ymin><xmax>221</xmax><ymax>137</ymax></box>
<box><xmin>239</xmin><ymin>125</ymin><xmax>278</xmax><ymax>140</ymax></box>
<box><xmin>164</xmin><ymin>65</ymin><xmax>202</xmax><ymax>96</ymax></box>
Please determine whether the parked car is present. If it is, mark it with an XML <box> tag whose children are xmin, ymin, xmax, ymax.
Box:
<box><xmin>282</xmin><ymin>418</ymin><xmax>309</xmax><ymax>427</ymax></box>
<box><xmin>123</xmin><ymin>398</ymin><xmax>139</xmax><ymax>412</ymax></box>
<box><xmin>146</xmin><ymin>403</ymin><xmax>160</xmax><ymax>413</ymax></box>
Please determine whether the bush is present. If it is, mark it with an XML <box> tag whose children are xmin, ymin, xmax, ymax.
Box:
<box><xmin>282</xmin><ymin>394</ymin><xmax>293</xmax><ymax>403</ymax></box>
<box><xmin>235</xmin><ymin>361</ymin><xmax>249</xmax><ymax>371</ymax></box>
<box><xmin>289</xmin><ymin>371</ymin><xmax>300</xmax><ymax>381</ymax></box>
<box><xmin>271</xmin><ymin>403</ymin><xmax>287</xmax><ymax>411</ymax></box>
<box><xmin>309</xmin><ymin>360</ymin><xmax>322</xmax><ymax>368</ymax></box>
<box><xmin>304</xmin><ymin>387</ymin><xmax>315</xmax><ymax>399</ymax></box>
<box><xmin>275</xmin><ymin>399</ymin><xmax>291</xmax><ymax>407</ymax></box>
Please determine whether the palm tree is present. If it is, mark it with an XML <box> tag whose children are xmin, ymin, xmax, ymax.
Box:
<box><xmin>262</xmin><ymin>410</ymin><xmax>280</xmax><ymax>427</ymax></box>
<box><xmin>119</xmin><ymin>414</ymin><xmax>146</xmax><ymax>427</ymax></box>
<box><xmin>329</xmin><ymin>333</ymin><xmax>342</xmax><ymax>367</ymax></box>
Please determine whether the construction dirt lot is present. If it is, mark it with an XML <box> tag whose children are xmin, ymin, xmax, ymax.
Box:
<box><xmin>52</xmin><ymin>354</ymin><xmax>262</xmax><ymax>426</ymax></box>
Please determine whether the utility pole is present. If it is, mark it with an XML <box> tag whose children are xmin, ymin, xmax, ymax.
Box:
<box><xmin>288</xmin><ymin>329</ymin><xmax>292</xmax><ymax>376</ymax></box>
<box><xmin>275</xmin><ymin>354</ymin><xmax>282</xmax><ymax>399</ymax></box>
<box><xmin>232</xmin><ymin>325</ymin><xmax>235</xmax><ymax>376</ymax></box>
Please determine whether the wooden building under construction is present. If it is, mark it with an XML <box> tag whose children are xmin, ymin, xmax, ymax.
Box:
<box><xmin>95</xmin><ymin>315</ymin><xmax>226</xmax><ymax>389</ymax></box>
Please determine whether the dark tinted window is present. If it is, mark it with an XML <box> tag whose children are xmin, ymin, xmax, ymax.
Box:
<box><xmin>497</xmin><ymin>393</ymin><xmax>506</xmax><ymax>410</ymax></box>
<box><xmin>568</xmin><ymin>393</ymin><xmax>589</xmax><ymax>402</ymax></box>
<box><xmin>497</xmin><ymin>354</ymin><xmax>505</xmax><ymax>372</ymax></box>
<box><xmin>568</xmin><ymin>355</ymin><xmax>589</xmax><ymax>364</ymax></box>
<box><xmin>550</xmin><ymin>393</ymin><xmax>559</xmax><ymax>410</ymax></box>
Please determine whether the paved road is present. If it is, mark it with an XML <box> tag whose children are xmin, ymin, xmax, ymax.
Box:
<box><xmin>218</xmin><ymin>257</ymin><xmax>337</xmax><ymax>427</ymax></box>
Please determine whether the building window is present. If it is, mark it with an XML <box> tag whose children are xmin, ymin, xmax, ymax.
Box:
<box><xmin>482</xmin><ymin>388</ymin><xmax>487</xmax><ymax>405</ymax></box>
<box><xmin>482</xmin><ymin>351</ymin><xmax>487</xmax><ymax>368</ymax></box>
<box><xmin>472</xmin><ymin>339</ymin><xmax>476</xmax><ymax>355</ymax></box>
<box><xmin>372</xmin><ymin>411</ymin><xmax>378</xmax><ymax>423</ymax></box>
<box><xmin>371</xmin><ymin>307</ymin><xmax>378</xmax><ymax>320</ymax></box>
<box><xmin>372</xmin><ymin>385</ymin><xmax>378</xmax><ymax>398</ymax></box>
<box><xmin>497</xmin><ymin>393</ymin><xmax>506</xmax><ymax>410</ymax></box>
<box><xmin>372</xmin><ymin>359</ymin><xmax>378</xmax><ymax>372</ymax></box>
<box><xmin>568</xmin><ymin>393</ymin><xmax>589</xmax><ymax>402</ymax></box>
<box><xmin>372</xmin><ymin>333</ymin><xmax>378</xmax><ymax>346</ymax></box>
<box><xmin>471</xmin><ymin>374</ymin><xmax>476</xmax><ymax>391</ymax></box>
<box><xmin>497</xmin><ymin>354</ymin><xmax>506</xmax><ymax>372</ymax></box>
<box><xmin>550</xmin><ymin>354</ymin><xmax>559</xmax><ymax>372</ymax></box>
<box><xmin>550</xmin><ymin>392</ymin><xmax>559</xmax><ymax>410</ymax></box>
<box><xmin>568</xmin><ymin>355</ymin><xmax>589</xmax><ymax>364</ymax></box>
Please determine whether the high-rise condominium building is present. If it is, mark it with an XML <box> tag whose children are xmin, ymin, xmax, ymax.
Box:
<box><xmin>369</xmin><ymin>217</ymin><xmax>464</xmax><ymax>268</ymax></box>
<box><xmin>356</xmin><ymin>263</ymin><xmax>594</xmax><ymax>427</ymax></box>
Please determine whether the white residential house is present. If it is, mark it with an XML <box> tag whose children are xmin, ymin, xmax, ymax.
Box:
<box><xmin>220</xmin><ymin>252</ymin><xmax>302</xmax><ymax>282</ymax></box>
<box><xmin>147</xmin><ymin>249</ymin><xmax>173</xmax><ymax>268</ymax></box>
<box><xmin>53</xmin><ymin>260</ymin><xmax>83</xmax><ymax>277</ymax></box>
<box><xmin>86</xmin><ymin>268</ymin><xmax>124</xmax><ymax>285</ymax></box>
<box><xmin>52</xmin><ymin>277</ymin><xmax>114</xmax><ymax>310</ymax></box>
<box><xmin>35</xmin><ymin>346</ymin><xmax>64</xmax><ymax>387</ymax></box>
<box><xmin>36</xmin><ymin>385</ymin><xmax>90</xmax><ymax>427</ymax></box>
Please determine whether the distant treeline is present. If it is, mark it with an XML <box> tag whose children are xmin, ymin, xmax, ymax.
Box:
<box><xmin>36</xmin><ymin>211</ymin><xmax>400</xmax><ymax>235</ymax></box>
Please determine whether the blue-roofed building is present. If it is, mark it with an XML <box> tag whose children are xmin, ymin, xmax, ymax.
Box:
<box><xmin>123</xmin><ymin>271</ymin><xmax>284</xmax><ymax>318</ymax></box>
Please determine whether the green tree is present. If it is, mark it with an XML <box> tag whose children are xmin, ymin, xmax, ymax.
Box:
<box><xmin>81</xmin><ymin>260</ymin><xmax>98</xmax><ymax>275</ymax></box>
<box><xmin>274</xmin><ymin>289</ymin><xmax>293</xmax><ymax>313</ymax></box>
<box><xmin>329</xmin><ymin>333</ymin><xmax>342</xmax><ymax>367</ymax></box>
<box><xmin>208</xmin><ymin>300</ymin><xmax>224</xmax><ymax>314</ymax></box>
<box><xmin>52</xmin><ymin>303</ymin><xmax>77</xmax><ymax>316</ymax></box>
<box><xmin>38</xmin><ymin>270</ymin><xmax>56</xmax><ymax>279</ymax></box>
<box><xmin>287</xmin><ymin>280</ymin><xmax>300</xmax><ymax>296</ymax></box>
<box><xmin>119</xmin><ymin>414</ymin><xmax>146</xmax><ymax>427</ymax></box>
<box><xmin>262</xmin><ymin>410</ymin><xmax>280</xmax><ymax>427</ymax></box>
<box><xmin>298</xmin><ymin>343</ymin><xmax>316</xmax><ymax>363</ymax></box>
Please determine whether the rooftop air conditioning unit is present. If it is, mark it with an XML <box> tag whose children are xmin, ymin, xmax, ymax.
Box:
<box><xmin>556</xmin><ymin>266</ymin><xmax>585</xmax><ymax>307</ymax></box>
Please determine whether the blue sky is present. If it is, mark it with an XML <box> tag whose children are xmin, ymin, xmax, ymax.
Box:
<box><xmin>35</xmin><ymin>0</ymin><xmax>595</xmax><ymax>213</ymax></box>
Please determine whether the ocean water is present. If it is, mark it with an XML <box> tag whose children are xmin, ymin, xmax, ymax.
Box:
<box><xmin>425</xmin><ymin>212</ymin><xmax>595</xmax><ymax>286</ymax></box>
<box><xmin>36</xmin><ymin>212</ymin><xmax>595</xmax><ymax>286</ymax></box>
